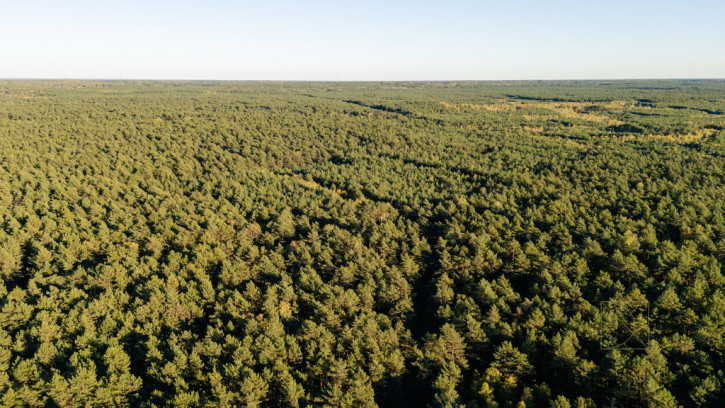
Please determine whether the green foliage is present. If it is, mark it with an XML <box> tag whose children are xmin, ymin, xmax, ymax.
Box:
<box><xmin>0</xmin><ymin>79</ymin><xmax>723</xmax><ymax>406</ymax></box>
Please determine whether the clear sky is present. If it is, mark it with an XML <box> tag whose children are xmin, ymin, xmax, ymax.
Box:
<box><xmin>1</xmin><ymin>0</ymin><xmax>723</xmax><ymax>80</ymax></box>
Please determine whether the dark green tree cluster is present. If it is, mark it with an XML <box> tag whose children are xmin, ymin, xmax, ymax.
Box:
<box><xmin>0</xmin><ymin>80</ymin><xmax>723</xmax><ymax>407</ymax></box>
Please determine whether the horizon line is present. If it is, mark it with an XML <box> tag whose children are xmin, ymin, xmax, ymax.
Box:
<box><xmin>1</xmin><ymin>77</ymin><xmax>724</xmax><ymax>83</ymax></box>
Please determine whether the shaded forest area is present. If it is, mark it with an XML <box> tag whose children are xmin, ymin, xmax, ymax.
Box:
<box><xmin>0</xmin><ymin>80</ymin><xmax>724</xmax><ymax>407</ymax></box>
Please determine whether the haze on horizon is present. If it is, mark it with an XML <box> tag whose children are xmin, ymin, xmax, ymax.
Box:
<box><xmin>1</xmin><ymin>0</ymin><xmax>723</xmax><ymax>81</ymax></box>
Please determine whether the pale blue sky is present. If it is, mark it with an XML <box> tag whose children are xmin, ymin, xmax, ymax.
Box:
<box><xmin>1</xmin><ymin>0</ymin><xmax>723</xmax><ymax>80</ymax></box>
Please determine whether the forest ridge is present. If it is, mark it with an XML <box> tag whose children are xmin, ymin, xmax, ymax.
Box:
<box><xmin>0</xmin><ymin>80</ymin><xmax>724</xmax><ymax>407</ymax></box>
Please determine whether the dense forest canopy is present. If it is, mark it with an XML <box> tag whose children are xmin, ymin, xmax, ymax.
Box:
<box><xmin>0</xmin><ymin>80</ymin><xmax>724</xmax><ymax>407</ymax></box>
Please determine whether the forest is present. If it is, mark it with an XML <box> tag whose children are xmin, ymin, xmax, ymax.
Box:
<box><xmin>0</xmin><ymin>79</ymin><xmax>724</xmax><ymax>407</ymax></box>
